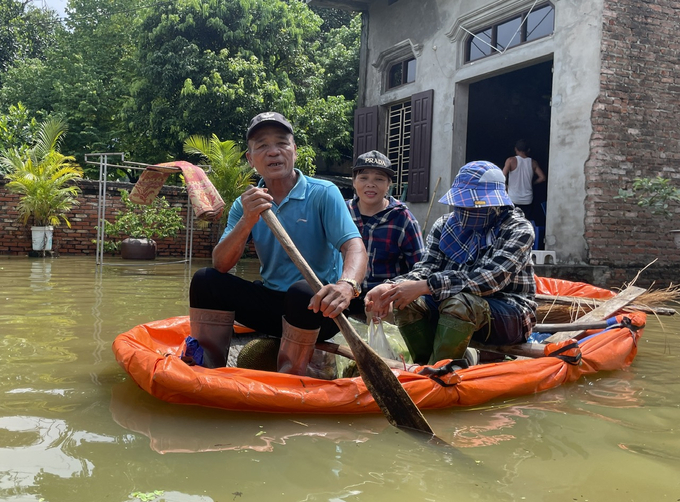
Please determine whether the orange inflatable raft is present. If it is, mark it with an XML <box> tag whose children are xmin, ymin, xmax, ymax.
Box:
<box><xmin>112</xmin><ymin>277</ymin><xmax>646</xmax><ymax>414</ymax></box>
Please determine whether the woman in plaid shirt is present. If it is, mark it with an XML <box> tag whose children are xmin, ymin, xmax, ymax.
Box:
<box><xmin>365</xmin><ymin>161</ymin><xmax>537</xmax><ymax>365</ymax></box>
<box><xmin>345</xmin><ymin>151</ymin><xmax>424</xmax><ymax>320</ymax></box>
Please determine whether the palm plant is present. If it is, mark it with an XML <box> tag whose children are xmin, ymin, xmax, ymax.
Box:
<box><xmin>3</xmin><ymin>117</ymin><xmax>84</xmax><ymax>227</ymax></box>
<box><xmin>183</xmin><ymin>134</ymin><xmax>254</xmax><ymax>223</ymax></box>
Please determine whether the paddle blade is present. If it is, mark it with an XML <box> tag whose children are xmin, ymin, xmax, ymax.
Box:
<box><xmin>334</xmin><ymin>314</ymin><xmax>434</xmax><ymax>434</ymax></box>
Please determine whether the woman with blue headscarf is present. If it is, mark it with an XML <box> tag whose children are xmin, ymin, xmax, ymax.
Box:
<box><xmin>365</xmin><ymin>161</ymin><xmax>537</xmax><ymax>365</ymax></box>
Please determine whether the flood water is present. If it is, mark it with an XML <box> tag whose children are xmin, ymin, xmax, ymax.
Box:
<box><xmin>1</xmin><ymin>256</ymin><xmax>679</xmax><ymax>502</ymax></box>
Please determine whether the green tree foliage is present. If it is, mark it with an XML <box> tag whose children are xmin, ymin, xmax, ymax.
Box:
<box><xmin>317</xmin><ymin>14</ymin><xmax>360</xmax><ymax>100</ymax></box>
<box><xmin>0</xmin><ymin>0</ymin><xmax>60</xmax><ymax>83</ymax></box>
<box><xmin>125</xmin><ymin>0</ymin><xmax>325</xmax><ymax>160</ymax></box>
<box><xmin>1</xmin><ymin>0</ymin><xmax>360</xmax><ymax>173</ymax></box>
<box><xmin>310</xmin><ymin>6</ymin><xmax>354</xmax><ymax>33</ymax></box>
<box><xmin>0</xmin><ymin>102</ymin><xmax>39</xmax><ymax>158</ymax></box>
<box><xmin>616</xmin><ymin>177</ymin><xmax>680</xmax><ymax>220</ymax></box>
<box><xmin>0</xmin><ymin>0</ymin><xmax>140</xmax><ymax>171</ymax></box>
<box><xmin>126</xmin><ymin>0</ymin><xmax>359</xmax><ymax>167</ymax></box>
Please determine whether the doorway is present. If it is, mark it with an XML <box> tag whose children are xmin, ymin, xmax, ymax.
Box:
<box><xmin>465</xmin><ymin>59</ymin><xmax>552</xmax><ymax>243</ymax></box>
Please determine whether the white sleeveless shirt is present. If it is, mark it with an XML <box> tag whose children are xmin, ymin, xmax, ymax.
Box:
<box><xmin>506</xmin><ymin>156</ymin><xmax>534</xmax><ymax>204</ymax></box>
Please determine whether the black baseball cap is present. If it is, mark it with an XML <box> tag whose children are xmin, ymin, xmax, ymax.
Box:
<box><xmin>246</xmin><ymin>112</ymin><xmax>294</xmax><ymax>140</ymax></box>
<box><xmin>352</xmin><ymin>150</ymin><xmax>395</xmax><ymax>178</ymax></box>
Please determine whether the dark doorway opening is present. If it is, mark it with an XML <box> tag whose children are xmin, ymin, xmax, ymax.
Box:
<box><xmin>466</xmin><ymin>59</ymin><xmax>552</xmax><ymax>244</ymax></box>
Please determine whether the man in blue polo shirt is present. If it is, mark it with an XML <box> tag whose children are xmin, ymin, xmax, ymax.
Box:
<box><xmin>188</xmin><ymin>112</ymin><xmax>367</xmax><ymax>373</ymax></box>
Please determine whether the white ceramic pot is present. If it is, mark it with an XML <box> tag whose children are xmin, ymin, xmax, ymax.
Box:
<box><xmin>670</xmin><ymin>230</ymin><xmax>680</xmax><ymax>249</ymax></box>
<box><xmin>31</xmin><ymin>226</ymin><xmax>54</xmax><ymax>251</ymax></box>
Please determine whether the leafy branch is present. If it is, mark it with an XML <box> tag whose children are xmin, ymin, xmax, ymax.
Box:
<box><xmin>616</xmin><ymin>177</ymin><xmax>680</xmax><ymax>220</ymax></box>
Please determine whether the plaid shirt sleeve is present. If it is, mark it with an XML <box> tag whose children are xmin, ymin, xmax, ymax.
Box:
<box><xmin>399</xmin><ymin>208</ymin><xmax>425</xmax><ymax>270</ymax></box>
<box><xmin>395</xmin><ymin>210</ymin><xmax>536</xmax><ymax>301</ymax></box>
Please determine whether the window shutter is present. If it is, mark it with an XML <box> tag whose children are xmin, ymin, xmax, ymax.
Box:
<box><xmin>408</xmin><ymin>89</ymin><xmax>433</xmax><ymax>203</ymax></box>
<box><xmin>353</xmin><ymin>106</ymin><xmax>379</xmax><ymax>161</ymax></box>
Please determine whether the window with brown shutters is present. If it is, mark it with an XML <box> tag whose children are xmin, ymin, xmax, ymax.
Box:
<box><xmin>353</xmin><ymin>106</ymin><xmax>379</xmax><ymax>162</ymax></box>
<box><xmin>353</xmin><ymin>91</ymin><xmax>433</xmax><ymax>203</ymax></box>
<box><xmin>407</xmin><ymin>89</ymin><xmax>433</xmax><ymax>203</ymax></box>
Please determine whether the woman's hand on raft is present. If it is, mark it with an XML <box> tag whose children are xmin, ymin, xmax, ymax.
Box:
<box><xmin>364</xmin><ymin>283</ymin><xmax>393</xmax><ymax>319</ymax></box>
<box><xmin>366</xmin><ymin>280</ymin><xmax>430</xmax><ymax>316</ymax></box>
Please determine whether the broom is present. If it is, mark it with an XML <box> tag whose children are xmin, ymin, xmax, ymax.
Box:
<box><xmin>536</xmin><ymin>284</ymin><xmax>679</xmax><ymax>324</ymax></box>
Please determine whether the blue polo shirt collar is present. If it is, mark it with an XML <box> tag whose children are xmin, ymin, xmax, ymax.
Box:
<box><xmin>257</xmin><ymin>169</ymin><xmax>307</xmax><ymax>209</ymax></box>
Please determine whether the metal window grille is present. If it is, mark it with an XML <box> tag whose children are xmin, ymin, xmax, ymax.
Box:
<box><xmin>386</xmin><ymin>101</ymin><xmax>411</xmax><ymax>200</ymax></box>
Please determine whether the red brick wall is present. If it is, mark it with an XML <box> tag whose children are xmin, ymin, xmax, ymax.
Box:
<box><xmin>0</xmin><ymin>178</ymin><xmax>220</xmax><ymax>258</ymax></box>
<box><xmin>585</xmin><ymin>0</ymin><xmax>680</xmax><ymax>282</ymax></box>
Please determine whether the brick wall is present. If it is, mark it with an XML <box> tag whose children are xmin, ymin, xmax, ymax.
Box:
<box><xmin>0</xmin><ymin>178</ymin><xmax>220</xmax><ymax>258</ymax></box>
<box><xmin>585</xmin><ymin>0</ymin><xmax>680</xmax><ymax>282</ymax></box>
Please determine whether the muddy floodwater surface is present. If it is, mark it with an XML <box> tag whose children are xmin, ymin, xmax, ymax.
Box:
<box><xmin>0</xmin><ymin>256</ymin><xmax>679</xmax><ymax>502</ymax></box>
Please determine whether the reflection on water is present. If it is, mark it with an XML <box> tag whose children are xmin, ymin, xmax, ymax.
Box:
<box><xmin>109</xmin><ymin>381</ymin><xmax>376</xmax><ymax>454</ymax></box>
<box><xmin>1</xmin><ymin>256</ymin><xmax>680</xmax><ymax>501</ymax></box>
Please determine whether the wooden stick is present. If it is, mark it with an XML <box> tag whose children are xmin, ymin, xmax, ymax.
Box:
<box><xmin>534</xmin><ymin>320</ymin><xmax>614</xmax><ymax>333</ymax></box>
<box><xmin>261</xmin><ymin>209</ymin><xmax>436</xmax><ymax>436</ymax></box>
<box><xmin>320</xmin><ymin>339</ymin><xmax>546</xmax><ymax>363</ymax></box>
<box><xmin>469</xmin><ymin>341</ymin><xmax>545</xmax><ymax>358</ymax></box>
<box><xmin>545</xmin><ymin>285</ymin><xmax>646</xmax><ymax>343</ymax></box>
<box><xmin>423</xmin><ymin>176</ymin><xmax>442</xmax><ymax>231</ymax></box>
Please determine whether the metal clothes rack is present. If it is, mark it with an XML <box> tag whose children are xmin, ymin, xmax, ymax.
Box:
<box><xmin>85</xmin><ymin>152</ymin><xmax>195</xmax><ymax>267</ymax></box>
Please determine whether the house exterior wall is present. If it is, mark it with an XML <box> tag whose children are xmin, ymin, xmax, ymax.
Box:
<box><xmin>359</xmin><ymin>0</ymin><xmax>605</xmax><ymax>263</ymax></box>
<box><xmin>585</xmin><ymin>1</ymin><xmax>680</xmax><ymax>273</ymax></box>
<box><xmin>353</xmin><ymin>0</ymin><xmax>678</xmax><ymax>285</ymax></box>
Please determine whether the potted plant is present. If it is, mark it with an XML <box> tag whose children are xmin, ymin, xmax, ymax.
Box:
<box><xmin>102</xmin><ymin>189</ymin><xmax>184</xmax><ymax>259</ymax></box>
<box><xmin>1</xmin><ymin>117</ymin><xmax>83</xmax><ymax>252</ymax></box>
<box><xmin>616</xmin><ymin>176</ymin><xmax>680</xmax><ymax>247</ymax></box>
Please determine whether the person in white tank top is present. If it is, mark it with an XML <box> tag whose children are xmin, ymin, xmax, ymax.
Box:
<box><xmin>502</xmin><ymin>139</ymin><xmax>546</xmax><ymax>220</ymax></box>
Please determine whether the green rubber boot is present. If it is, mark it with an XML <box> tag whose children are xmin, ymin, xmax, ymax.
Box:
<box><xmin>397</xmin><ymin>318</ymin><xmax>436</xmax><ymax>365</ymax></box>
<box><xmin>429</xmin><ymin>314</ymin><xmax>476</xmax><ymax>364</ymax></box>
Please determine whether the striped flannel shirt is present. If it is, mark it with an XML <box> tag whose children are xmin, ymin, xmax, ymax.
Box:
<box><xmin>346</xmin><ymin>196</ymin><xmax>424</xmax><ymax>292</ymax></box>
<box><xmin>392</xmin><ymin>207</ymin><xmax>537</xmax><ymax>338</ymax></box>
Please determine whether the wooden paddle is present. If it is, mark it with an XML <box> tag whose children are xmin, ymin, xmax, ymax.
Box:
<box><xmin>545</xmin><ymin>285</ymin><xmax>646</xmax><ymax>343</ymax></box>
<box><xmin>261</xmin><ymin>209</ymin><xmax>435</xmax><ymax>435</ymax></box>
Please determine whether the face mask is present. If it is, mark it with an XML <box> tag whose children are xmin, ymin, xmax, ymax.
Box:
<box><xmin>440</xmin><ymin>207</ymin><xmax>505</xmax><ymax>264</ymax></box>
<box><xmin>452</xmin><ymin>207</ymin><xmax>499</xmax><ymax>230</ymax></box>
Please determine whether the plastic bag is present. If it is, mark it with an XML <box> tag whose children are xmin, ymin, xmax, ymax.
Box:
<box><xmin>368</xmin><ymin>318</ymin><xmax>398</xmax><ymax>360</ymax></box>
